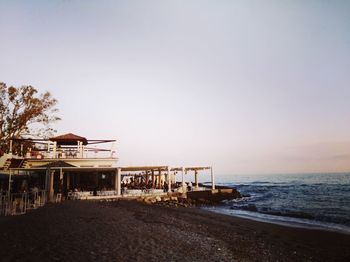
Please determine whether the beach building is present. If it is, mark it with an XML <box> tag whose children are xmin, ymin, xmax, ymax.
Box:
<box><xmin>0</xmin><ymin>133</ymin><xmax>214</xmax><ymax>215</ymax></box>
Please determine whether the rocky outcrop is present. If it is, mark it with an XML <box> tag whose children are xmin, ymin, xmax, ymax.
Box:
<box><xmin>186</xmin><ymin>188</ymin><xmax>241</xmax><ymax>205</ymax></box>
<box><xmin>137</xmin><ymin>188</ymin><xmax>241</xmax><ymax>207</ymax></box>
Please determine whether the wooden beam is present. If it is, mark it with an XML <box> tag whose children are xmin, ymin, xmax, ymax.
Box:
<box><xmin>121</xmin><ymin>166</ymin><xmax>168</xmax><ymax>172</ymax></box>
<box><xmin>185</xmin><ymin>167</ymin><xmax>211</xmax><ymax>171</ymax></box>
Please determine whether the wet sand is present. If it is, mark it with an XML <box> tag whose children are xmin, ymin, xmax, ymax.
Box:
<box><xmin>0</xmin><ymin>200</ymin><xmax>349</xmax><ymax>262</ymax></box>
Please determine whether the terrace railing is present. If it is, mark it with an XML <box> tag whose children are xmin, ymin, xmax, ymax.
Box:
<box><xmin>0</xmin><ymin>190</ymin><xmax>47</xmax><ymax>216</ymax></box>
<box><xmin>27</xmin><ymin>148</ymin><xmax>115</xmax><ymax>160</ymax></box>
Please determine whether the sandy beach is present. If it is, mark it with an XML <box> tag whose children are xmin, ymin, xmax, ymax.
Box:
<box><xmin>0</xmin><ymin>200</ymin><xmax>349</xmax><ymax>262</ymax></box>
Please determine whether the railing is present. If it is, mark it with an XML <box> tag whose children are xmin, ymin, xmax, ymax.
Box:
<box><xmin>122</xmin><ymin>188</ymin><xmax>166</xmax><ymax>196</ymax></box>
<box><xmin>27</xmin><ymin>149</ymin><xmax>115</xmax><ymax>160</ymax></box>
<box><xmin>0</xmin><ymin>190</ymin><xmax>47</xmax><ymax>216</ymax></box>
<box><xmin>68</xmin><ymin>190</ymin><xmax>119</xmax><ymax>200</ymax></box>
<box><xmin>0</xmin><ymin>194</ymin><xmax>9</xmax><ymax>215</ymax></box>
<box><xmin>66</xmin><ymin>189</ymin><xmax>166</xmax><ymax>199</ymax></box>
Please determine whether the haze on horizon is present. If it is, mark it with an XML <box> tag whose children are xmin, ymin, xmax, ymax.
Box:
<box><xmin>1</xmin><ymin>0</ymin><xmax>349</xmax><ymax>175</ymax></box>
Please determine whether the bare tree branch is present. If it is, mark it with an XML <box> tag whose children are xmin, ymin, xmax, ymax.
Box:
<box><xmin>0</xmin><ymin>82</ymin><xmax>60</xmax><ymax>155</ymax></box>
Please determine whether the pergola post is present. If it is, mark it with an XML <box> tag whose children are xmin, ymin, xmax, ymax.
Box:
<box><xmin>115</xmin><ymin>168</ymin><xmax>121</xmax><ymax>196</ymax></box>
<box><xmin>181</xmin><ymin>167</ymin><xmax>185</xmax><ymax>190</ymax></box>
<box><xmin>151</xmin><ymin>170</ymin><xmax>155</xmax><ymax>188</ymax></box>
<box><xmin>158</xmin><ymin>169</ymin><xmax>162</xmax><ymax>188</ymax></box>
<box><xmin>167</xmin><ymin>167</ymin><xmax>171</xmax><ymax>193</ymax></box>
<box><xmin>195</xmin><ymin>170</ymin><xmax>199</xmax><ymax>189</ymax></box>
<box><xmin>145</xmin><ymin>171</ymin><xmax>149</xmax><ymax>184</ymax></box>
<box><xmin>211</xmin><ymin>166</ymin><xmax>215</xmax><ymax>190</ymax></box>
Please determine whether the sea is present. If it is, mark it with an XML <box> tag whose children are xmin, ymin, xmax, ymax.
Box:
<box><xmin>203</xmin><ymin>173</ymin><xmax>350</xmax><ymax>234</ymax></box>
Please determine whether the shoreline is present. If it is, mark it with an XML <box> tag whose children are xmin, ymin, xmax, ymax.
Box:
<box><xmin>203</xmin><ymin>206</ymin><xmax>350</xmax><ymax>236</ymax></box>
<box><xmin>1</xmin><ymin>200</ymin><xmax>350</xmax><ymax>261</ymax></box>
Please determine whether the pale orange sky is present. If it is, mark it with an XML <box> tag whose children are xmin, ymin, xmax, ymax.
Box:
<box><xmin>1</xmin><ymin>1</ymin><xmax>349</xmax><ymax>174</ymax></box>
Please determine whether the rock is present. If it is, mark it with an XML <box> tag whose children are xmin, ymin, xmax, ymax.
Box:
<box><xmin>242</xmin><ymin>204</ymin><xmax>257</xmax><ymax>212</ymax></box>
<box><xmin>136</xmin><ymin>197</ymin><xmax>144</xmax><ymax>202</ymax></box>
<box><xmin>144</xmin><ymin>200</ymin><xmax>151</xmax><ymax>204</ymax></box>
<box><xmin>186</xmin><ymin>188</ymin><xmax>242</xmax><ymax>206</ymax></box>
<box><xmin>170</xmin><ymin>196</ymin><xmax>178</xmax><ymax>202</ymax></box>
<box><xmin>161</xmin><ymin>196</ymin><xmax>170</xmax><ymax>202</ymax></box>
<box><xmin>155</xmin><ymin>196</ymin><xmax>161</xmax><ymax>202</ymax></box>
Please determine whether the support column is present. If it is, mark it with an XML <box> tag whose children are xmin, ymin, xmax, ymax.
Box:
<box><xmin>45</xmin><ymin>168</ymin><xmax>49</xmax><ymax>193</ymax></box>
<box><xmin>77</xmin><ymin>141</ymin><xmax>81</xmax><ymax>158</ymax></box>
<box><xmin>114</xmin><ymin>171</ymin><xmax>117</xmax><ymax>191</ymax></box>
<box><xmin>59</xmin><ymin>168</ymin><xmax>63</xmax><ymax>194</ymax></box>
<box><xmin>49</xmin><ymin>171</ymin><xmax>55</xmax><ymax>202</ymax></box>
<box><xmin>66</xmin><ymin>173</ymin><xmax>70</xmax><ymax>190</ymax></box>
<box><xmin>115</xmin><ymin>168</ymin><xmax>121</xmax><ymax>196</ymax></box>
<box><xmin>8</xmin><ymin>170</ymin><xmax>12</xmax><ymax>197</ymax></box>
<box><xmin>211</xmin><ymin>166</ymin><xmax>215</xmax><ymax>190</ymax></box>
<box><xmin>53</xmin><ymin>142</ymin><xmax>57</xmax><ymax>158</ymax></box>
<box><xmin>79</xmin><ymin>141</ymin><xmax>83</xmax><ymax>158</ymax></box>
<box><xmin>195</xmin><ymin>170</ymin><xmax>198</xmax><ymax>189</ymax></box>
<box><xmin>82</xmin><ymin>144</ymin><xmax>85</xmax><ymax>158</ymax></box>
<box><xmin>167</xmin><ymin>167</ymin><xmax>171</xmax><ymax>193</ymax></box>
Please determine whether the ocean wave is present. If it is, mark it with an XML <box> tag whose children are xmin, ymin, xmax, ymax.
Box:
<box><xmin>204</xmin><ymin>207</ymin><xmax>350</xmax><ymax>234</ymax></box>
<box><xmin>231</xmin><ymin>204</ymin><xmax>258</xmax><ymax>212</ymax></box>
<box><xmin>215</xmin><ymin>173</ymin><xmax>350</xmax><ymax>232</ymax></box>
<box><xmin>261</xmin><ymin>210</ymin><xmax>315</xmax><ymax>220</ymax></box>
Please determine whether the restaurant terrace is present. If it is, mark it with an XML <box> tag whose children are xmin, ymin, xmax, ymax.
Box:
<box><xmin>0</xmin><ymin>133</ymin><xmax>215</xmax><ymax>215</ymax></box>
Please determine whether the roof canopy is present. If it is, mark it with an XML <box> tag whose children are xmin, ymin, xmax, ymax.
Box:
<box><xmin>8</xmin><ymin>159</ymin><xmax>26</xmax><ymax>169</ymax></box>
<box><xmin>38</xmin><ymin>161</ymin><xmax>77</xmax><ymax>168</ymax></box>
<box><xmin>12</xmin><ymin>134</ymin><xmax>116</xmax><ymax>146</ymax></box>
<box><xmin>50</xmin><ymin>133</ymin><xmax>88</xmax><ymax>146</ymax></box>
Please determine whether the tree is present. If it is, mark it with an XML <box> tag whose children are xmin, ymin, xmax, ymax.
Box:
<box><xmin>0</xmin><ymin>82</ymin><xmax>60</xmax><ymax>154</ymax></box>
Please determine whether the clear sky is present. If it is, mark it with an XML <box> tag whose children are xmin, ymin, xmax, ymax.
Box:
<box><xmin>1</xmin><ymin>0</ymin><xmax>349</xmax><ymax>175</ymax></box>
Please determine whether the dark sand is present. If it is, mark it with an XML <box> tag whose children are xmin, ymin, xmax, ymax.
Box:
<box><xmin>0</xmin><ymin>200</ymin><xmax>349</xmax><ymax>262</ymax></box>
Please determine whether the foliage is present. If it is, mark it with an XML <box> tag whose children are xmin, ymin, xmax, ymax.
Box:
<box><xmin>0</xmin><ymin>82</ymin><xmax>60</xmax><ymax>154</ymax></box>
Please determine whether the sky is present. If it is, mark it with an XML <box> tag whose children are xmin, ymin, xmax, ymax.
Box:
<box><xmin>1</xmin><ymin>0</ymin><xmax>350</xmax><ymax>175</ymax></box>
